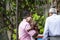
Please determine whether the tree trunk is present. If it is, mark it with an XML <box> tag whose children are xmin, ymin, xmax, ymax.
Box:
<box><xmin>6</xmin><ymin>0</ymin><xmax>12</xmax><ymax>40</ymax></box>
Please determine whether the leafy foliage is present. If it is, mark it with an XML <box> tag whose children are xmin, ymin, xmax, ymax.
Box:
<box><xmin>0</xmin><ymin>0</ymin><xmax>52</xmax><ymax>40</ymax></box>
<box><xmin>32</xmin><ymin>12</ymin><xmax>45</xmax><ymax>34</ymax></box>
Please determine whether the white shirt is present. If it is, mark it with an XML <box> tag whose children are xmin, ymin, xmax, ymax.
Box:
<box><xmin>43</xmin><ymin>14</ymin><xmax>60</xmax><ymax>40</ymax></box>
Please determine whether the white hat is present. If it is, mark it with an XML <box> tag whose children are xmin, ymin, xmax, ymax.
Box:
<box><xmin>49</xmin><ymin>8</ymin><xmax>57</xmax><ymax>13</ymax></box>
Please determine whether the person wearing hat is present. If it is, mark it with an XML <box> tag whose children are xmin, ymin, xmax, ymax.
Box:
<box><xmin>43</xmin><ymin>8</ymin><xmax>60</xmax><ymax>40</ymax></box>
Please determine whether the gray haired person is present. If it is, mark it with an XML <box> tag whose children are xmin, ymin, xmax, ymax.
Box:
<box><xmin>43</xmin><ymin>8</ymin><xmax>60</xmax><ymax>40</ymax></box>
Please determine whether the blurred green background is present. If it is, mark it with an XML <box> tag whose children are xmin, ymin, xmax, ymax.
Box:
<box><xmin>0</xmin><ymin>0</ymin><xmax>60</xmax><ymax>40</ymax></box>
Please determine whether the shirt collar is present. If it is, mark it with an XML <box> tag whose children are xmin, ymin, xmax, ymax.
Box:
<box><xmin>52</xmin><ymin>14</ymin><xmax>57</xmax><ymax>16</ymax></box>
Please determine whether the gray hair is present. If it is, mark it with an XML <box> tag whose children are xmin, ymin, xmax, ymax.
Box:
<box><xmin>49</xmin><ymin>8</ymin><xmax>57</xmax><ymax>14</ymax></box>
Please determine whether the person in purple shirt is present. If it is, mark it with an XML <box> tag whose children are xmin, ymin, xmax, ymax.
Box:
<box><xmin>18</xmin><ymin>12</ymin><xmax>38</xmax><ymax>40</ymax></box>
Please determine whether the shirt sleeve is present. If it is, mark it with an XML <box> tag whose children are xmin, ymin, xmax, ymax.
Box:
<box><xmin>28</xmin><ymin>30</ymin><xmax>36</xmax><ymax>36</ymax></box>
<box><xmin>43</xmin><ymin>18</ymin><xmax>49</xmax><ymax>40</ymax></box>
<box><xmin>25</xmin><ymin>23</ymin><xmax>31</xmax><ymax>31</ymax></box>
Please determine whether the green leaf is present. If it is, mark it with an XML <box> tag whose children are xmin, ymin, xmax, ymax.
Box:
<box><xmin>12</xmin><ymin>34</ymin><xmax>16</xmax><ymax>40</ymax></box>
<box><xmin>14</xmin><ymin>29</ymin><xmax>16</xmax><ymax>33</ymax></box>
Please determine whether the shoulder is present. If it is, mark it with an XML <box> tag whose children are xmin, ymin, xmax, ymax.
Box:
<box><xmin>57</xmin><ymin>15</ymin><xmax>60</xmax><ymax>17</ymax></box>
<box><xmin>46</xmin><ymin>15</ymin><xmax>55</xmax><ymax>20</ymax></box>
<box><xmin>46</xmin><ymin>17</ymin><xmax>50</xmax><ymax>21</ymax></box>
<box><xmin>56</xmin><ymin>15</ymin><xmax>60</xmax><ymax>19</ymax></box>
<box><xmin>19</xmin><ymin>21</ymin><xmax>27</xmax><ymax>26</ymax></box>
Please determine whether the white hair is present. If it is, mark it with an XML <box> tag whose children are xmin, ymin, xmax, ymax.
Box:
<box><xmin>49</xmin><ymin>8</ymin><xmax>57</xmax><ymax>14</ymax></box>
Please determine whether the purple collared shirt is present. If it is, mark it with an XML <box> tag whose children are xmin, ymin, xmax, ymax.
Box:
<box><xmin>18</xmin><ymin>19</ymin><xmax>36</xmax><ymax>40</ymax></box>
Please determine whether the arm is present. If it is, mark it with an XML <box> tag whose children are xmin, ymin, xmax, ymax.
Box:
<box><xmin>43</xmin><ymin>18</ymin><xmax>49</xmax><ymax>40</ymax></box>
<box><xmin>25</xmin><ymin>23</ymin><xmax>34</xmax><ymax>32</ymax></box>
<box><xmin>30</xmin><ymin>21</ymin><xmax>38</xmax><ymax>37</ymax></box>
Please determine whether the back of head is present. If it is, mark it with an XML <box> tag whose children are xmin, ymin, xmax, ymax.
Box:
<box><xmin>48</xmin><ymin>8</ymin><xmax>57</xmax><ymax>16</ymax></box>
<box><xmin>22</xmin><ymin>10</ymin><xmax>31</xmax><ymax>19</ymax></box>
<box><xmin>49</xmin><ymin>8</ymin><xmax>57</xmax><ymax>14</ymax></box>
